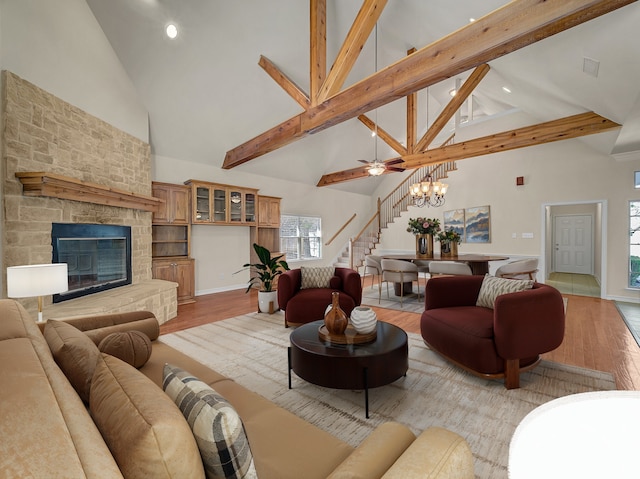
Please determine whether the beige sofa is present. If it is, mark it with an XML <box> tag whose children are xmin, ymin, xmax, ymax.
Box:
<box><xmin>0</xmin><ymin>299</ymin><xmax>475</xmax><ymax>478</ymax></box>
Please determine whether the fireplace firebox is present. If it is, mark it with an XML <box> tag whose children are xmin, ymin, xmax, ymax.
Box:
<box><xmin>51</xmin><ymin>223</ymin><xmax>132</xmax><ymax>303</ymax></box>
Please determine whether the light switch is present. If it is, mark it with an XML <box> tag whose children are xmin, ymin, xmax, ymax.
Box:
<box><xmin>512</xmin><ymin>233</ymin><xmax>517</xmax><ymax>239</ymax></box>
<box><xmin>522</xmin><ymin>232</ymin><xmax>534</xmax><ymax>239</ymax></box>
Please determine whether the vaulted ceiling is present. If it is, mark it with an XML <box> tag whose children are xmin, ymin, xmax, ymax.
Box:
<box><xmin>86</xmin><ymin>0</ymin><xmax>640</xmax><ymax>195</ymax></box>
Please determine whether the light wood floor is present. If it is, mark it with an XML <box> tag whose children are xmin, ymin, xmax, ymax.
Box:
<box><xmin>160</xmin><ymin>286</ymin><xmax>640</xmax><ymax>391</ymax></box>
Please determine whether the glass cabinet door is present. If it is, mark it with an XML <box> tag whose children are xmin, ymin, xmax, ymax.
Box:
<box><xmin>245</xmin><ymin>192</ymin><xmax>256</xmax><ymax>223</ymax></box>
<box><xmin>195</xmin><ymin>186</ymin><xmax>210</xmax><ymax>221</ymax></box>
<box><xmin>229</xmin><ymin>190</ymin><xmax>243</xmax><ymax>222</ymax></box>
<box><xmin>213</xmin><ymin>188</ymin><xmax>227</xmax><ymax>222</ymax></box>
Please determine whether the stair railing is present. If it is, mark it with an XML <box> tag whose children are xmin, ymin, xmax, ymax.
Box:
<box><xmin>325</xmin><ymin>213</ymin><xmax>357</xmax><ymax>246</ymax></box>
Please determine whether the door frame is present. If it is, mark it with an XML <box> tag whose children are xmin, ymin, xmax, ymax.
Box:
<box><xmin>539</xmin><ymin>199</ymin><xmax>607</xmax><ymax>299</ymax></box>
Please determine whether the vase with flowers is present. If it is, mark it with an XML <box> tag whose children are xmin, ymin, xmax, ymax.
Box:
<box><xmin>407</xmin><ymin>217</ymin><xmax>441</xmax><ymax>258</ymax></box>
<box><xmin>438</xmin><ymin>229</ymin><xmax>462</xmax><ymax>257</ymax></box>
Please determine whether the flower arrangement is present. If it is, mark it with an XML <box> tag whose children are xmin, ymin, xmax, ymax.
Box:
<box><xmin>437</xmin><ymin>229</ymin><xmax>462</xmax><ymax>245</ymax></box>
<box><xmin>407</xmin><ymin>217</ymin><xmax>441</xmax><ymax>236</ymax></box>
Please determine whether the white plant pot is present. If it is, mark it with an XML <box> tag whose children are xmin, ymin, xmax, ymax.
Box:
<box><xmin>350</xmin><ymin>306</ymin><xmax>377</xmax><ymax>334</ymax></box>
<box><xmin>258</xmin><ymin>291</ymin><xmax>278</xmax><ymax>313</ymax></box>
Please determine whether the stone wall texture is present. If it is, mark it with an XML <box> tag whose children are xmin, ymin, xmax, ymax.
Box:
<box><xmin>1</xmin><ymin>71</ymin><xmax>172</xmax><ymax>319</ymax></box>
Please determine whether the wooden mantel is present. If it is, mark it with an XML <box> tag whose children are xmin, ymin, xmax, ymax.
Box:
<box><xmin>15</xmin><ymin>172</ymin><xmax>164</xmax><ymax>212</ymax></box>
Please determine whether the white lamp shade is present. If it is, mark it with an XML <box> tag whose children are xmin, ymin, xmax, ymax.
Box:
<box><xmin>7</xmin><ymin>263</ymin><xmax>69</xmax><ymax>298</ymax></box>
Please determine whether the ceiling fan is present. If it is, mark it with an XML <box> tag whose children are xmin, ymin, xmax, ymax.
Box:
<box><xmin>358</xmin><ymin>158</ymin><xmax>405</xmax><ymax>176</ymax></box>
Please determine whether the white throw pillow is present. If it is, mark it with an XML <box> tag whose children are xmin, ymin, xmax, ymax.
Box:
<box><xmin>476</xmin><ymin>274</ymin><xmax>534</xmax><ymax>309</ymax></box>
<box><xmin>300</xmin><ymin>266</ymin><xmax>334</xmax><ymax>289</ymax></box>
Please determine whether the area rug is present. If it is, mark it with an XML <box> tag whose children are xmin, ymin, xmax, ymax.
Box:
<box><xmin>361</xmin><ymin>283</ymin><xmax>425</xmax><ymax>313</ymax></box>
<box><xmin>160</xmin><ymin>312</ymin><xmax>615</xmax><ymax>479</ymax></box>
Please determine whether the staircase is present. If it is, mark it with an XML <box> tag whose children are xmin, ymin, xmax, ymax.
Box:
<box><xmin>336</xmin><ymin>160</ymin><xmax>457</xmax><ymax>270</ymax></box>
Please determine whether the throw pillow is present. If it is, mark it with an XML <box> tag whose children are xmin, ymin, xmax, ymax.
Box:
<box><xmin>163</xmin><ymin>364</ymin><xmax>257</xmax><ymax>479</ymax></box>
<box><xmin>98</xmin><ymin>331</ymin><xmax>152</xmax><ymax>368</ymax></box>
<box><xmin>91</xmin><ymin>355</ymin><xmax>205</xmax><ymax>479</ymax></box>
<box><xmin>476</xmin><ymin>274</ymin><xmax>534</xmax><ymax>309</ymax></box>
<box><xmin>44</xmin><ymin>319</ymin><xmax>101</xmax><ymax>403</ymax></box>
<box><xmin>300</xmin><ymin>266</ymin><xmax>334</xmax><ymax>289</ymax></box>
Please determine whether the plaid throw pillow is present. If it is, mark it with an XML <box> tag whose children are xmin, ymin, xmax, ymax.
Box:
<box><xmin>300</xmin><ymin>266</ymin><xmax>334</xmax><ymax>289</ymax></box>
<box><xmin>163</xmin><ymin>364</ymin><xmax>257</xmax><ymax>479</ymax></box>
<box><xmin>476</xmin><ymin>274</ymin><xmax>534</xmax><ymax>309</ymax></box>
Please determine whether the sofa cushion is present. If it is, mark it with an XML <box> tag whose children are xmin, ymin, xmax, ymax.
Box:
<box><xmin>44</xmin><ymin>319</ymin><xmax>101</xmax><ymax>403</ymax></box>
<box><xmin>300</xmin><ymin>266</ymin><xmax>334</xmax><ymax>289</ymax></box>
<box><xmin>476</xmin><ymin>275</ymin><xmax>534</xmax><ymax>309</ymax></box>
<box><xmin>91</xmin><ymin>354</ymin><xmax>205</xmax><ymax>479</ymax></box>
<box><xmin>98</xmin><ymin>331</ymin><xmax>152</xmax><ymax>368</ymax></box>
<box><xmin>163</xmin><ymin>364</ymin><xmax>257</xmax><ymax>479</ymax></box>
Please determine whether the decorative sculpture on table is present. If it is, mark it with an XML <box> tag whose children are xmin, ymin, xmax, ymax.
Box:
<box><xmin>324</xmin><ymin>291</ymin><xmax>348</xmax><ymax>335</ymax></box>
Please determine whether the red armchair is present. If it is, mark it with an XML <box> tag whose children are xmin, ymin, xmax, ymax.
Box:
<box><xmin>420</xmin><ymin>275</ymin><xmax>565</xmax><ymax>389</ymax></box>
<box><xmin>278</xmin><ymin>267</ymin><xmax>362</xmax><ymax>327</ymax></box>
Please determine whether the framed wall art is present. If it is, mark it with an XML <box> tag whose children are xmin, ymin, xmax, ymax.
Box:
<box><xmin>443</xmin><ymin>209</ymin><xmax>465</xmax><ymax>240</ymax></box>
<box><xmin>465</xmin><ymin>205</ymin><xmax>491</xmax><ymax>243</ymax></box>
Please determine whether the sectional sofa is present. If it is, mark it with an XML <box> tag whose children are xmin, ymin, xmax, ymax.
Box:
<box><xmin>0</xmin><ymin>299</ymin><xmax>474</xmax><ymax>478</ymax></box>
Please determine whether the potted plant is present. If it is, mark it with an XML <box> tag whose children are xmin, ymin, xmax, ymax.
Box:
<box><xmin>437</xmin><ymin>229</ymin><xmax>462</xmax><ymax>257</ymax></box>
<box><xmin>237</xmin><ymin>243</ymin><xmax>289</xmax><ymax>313</ymax></box>
<box><xmin>407</xmin><ymin>217</ymin><xmax>441</xmax><ymax>258</ymax></box>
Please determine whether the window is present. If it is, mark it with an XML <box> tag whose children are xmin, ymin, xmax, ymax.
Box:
<box><xmin>630</xmin><ymin>201</ymin><xmax>640</xmax><ymax>288</ymax></box>
<box><xmin>280</xmin><ymin>215</ymin><xmax>322</xmax><ymax>261</ymax></box>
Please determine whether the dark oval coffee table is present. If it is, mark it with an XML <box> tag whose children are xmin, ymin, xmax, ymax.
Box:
<box><xmin>288</xmin><ymin>320</ymin><xmax>408</xmax><ymax>418</ymax></box>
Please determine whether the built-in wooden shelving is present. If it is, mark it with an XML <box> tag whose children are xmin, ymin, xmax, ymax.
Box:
<box><xmin>15</xmin><ymin>172</ymin><xmax>164</xmax><ymax>212</ymax></box>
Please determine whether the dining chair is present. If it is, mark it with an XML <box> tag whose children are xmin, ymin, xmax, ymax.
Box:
<box><xmin>380</xmin><ymin>259</ymin><xmax>420</xmax><ymax>307</ymax></box>
<box><xmin>495</xmin><ymin>258</ymin><xmax>539</xmax><ymax>280</ymax></box>
<box><xmin>428</xmin><ymin>261</ymin><xmax>472</xmax><ymax>277</ymax></box>
<box><xmin>363</xmin><ymin>255</ymin><xmax>382</xmax><ymax>291</ymax></box>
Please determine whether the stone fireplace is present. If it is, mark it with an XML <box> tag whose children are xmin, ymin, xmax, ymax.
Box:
<box><xmin>2</xmin><ymin>71</ymin><xmax>176</xmax><ymax>323</ymax></box>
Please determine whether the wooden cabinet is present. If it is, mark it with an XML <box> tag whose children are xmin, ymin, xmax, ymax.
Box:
<box><xmin>152</xmin><ymin>257</ymin><xmax>195</xmax><ymax>304</ymax></box>
<box><xmin>152</xmin><ymin>182</ymin><xmax>190</xmax><ymax>224</ymax></box>
<box><xmin>258</xmin><ymin>195</ymin><xmax>281</xmax><ymax>227</ymax></box>
<box><xmin>152</xmin><ymin>182</ymin><xmax>195</xmax><ymax>304</ymax></box>
<box><xmin>185</xmin><ymin>180</ymin><xmax>257</xmax><ymax>225</ymax></box>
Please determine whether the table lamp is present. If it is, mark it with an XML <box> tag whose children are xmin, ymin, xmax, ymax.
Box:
<box><xmin>7</xmin><ymin>263</ymin><xmax>68</xmax><ymax>322</ymax></box>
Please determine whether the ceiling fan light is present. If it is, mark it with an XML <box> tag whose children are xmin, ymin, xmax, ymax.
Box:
<box><xmin>368</xmin><ymin>164</ymin><xmax>385</xmax><ymax>176</ymax></box>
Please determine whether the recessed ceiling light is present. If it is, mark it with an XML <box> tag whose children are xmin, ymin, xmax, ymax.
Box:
<box><xmin>502</xmin><ymin>86</ymin><xmax>512</xmax><ymax>93</ymax></box>
<box><xmin>165</xmin><ymin>23</ymin><xmax>178</xmax><ymax>39</ymax></box>
<box><xmin>449</xmin><ymin>89</ymin><xmax>457</xmax><ymax>97</ymax></box>
<box><xmin>469</xmin><ymin>18</ymin><xmax>476</xmax><ymax>22</ymax></box>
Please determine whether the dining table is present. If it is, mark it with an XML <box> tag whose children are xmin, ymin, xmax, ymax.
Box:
<box><xmin>381</xmin><ymin>253</ymin><xmax>509</xmax><ymax>295</ymax></box>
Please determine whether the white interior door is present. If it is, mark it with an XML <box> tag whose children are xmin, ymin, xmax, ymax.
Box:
<box><xmin>554</xmin><ymin>215</ymin><xmax>593</xmax><ymax>274</ymax></box>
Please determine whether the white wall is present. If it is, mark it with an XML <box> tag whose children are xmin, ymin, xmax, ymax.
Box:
<box><xmin>153</xmin><ymin>155</ymin><xmax>374</xmax><ymax>295</ymax></box>
<box><xmin>0</xmin><ymin>0</ymin><xmax>147</xmax><ymax>142</ymax></box>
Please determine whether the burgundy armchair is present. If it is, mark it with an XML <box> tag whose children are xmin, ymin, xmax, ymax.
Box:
<box><xmin>278</xmin><ymin>267</ymin><xmax>362</xmax><ymax>327</ymax></box>
<box><xmin>420</xmin><ymin>275</ymin><xmax>565</xmax><ymax>389</ymax></box>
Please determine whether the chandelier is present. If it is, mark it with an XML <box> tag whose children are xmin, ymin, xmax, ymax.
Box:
<box><xmin>409</xmin><ymin>176</ymin><xmax>448</xmax><ymax>207</ymax></box>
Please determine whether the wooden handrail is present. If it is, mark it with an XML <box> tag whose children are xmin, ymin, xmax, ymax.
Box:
<box><xmin>352</xmin><ymin>208</ymin><xmax>380</xmax><ymax>246</ymax></box>
<box><xmin>325</xmin><ymin>213</ymin><xmax>357</xmax><ymax>246</ymax></box>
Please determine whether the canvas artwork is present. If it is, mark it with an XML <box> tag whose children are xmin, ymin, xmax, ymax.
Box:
<box><xmin>465</xmin><ymin>206</ymin><xmax>491</xmax><ymax>243</ymax></box>
<box><xmin>443</xmin><ymin>209</ymin><xmax>465</xmax><ymax>240</ymax></box>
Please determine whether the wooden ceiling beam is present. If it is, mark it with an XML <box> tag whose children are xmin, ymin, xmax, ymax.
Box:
<box><xmin>401</xmin><ymin>112</ymin><xmax>621</xmax><ymax>169</ymax></box>
<box><xmin>224</xmin><ymin>0</ymin><xmax>635</xmax><ymax>170</ymax></box>
<box><xmin>406</xmin><ymin>48</ymin><xmax>417</xmax><ymax>154</ymax></box>
<box><xmin>310</xmin><ymin>0</ymin><xmax>327</xmax><ymax>106</ymax></box>
<box><xmin>259</xmin><ymin>56</ymin><xmax>310</xmax><ymax>109</ymax></box>
<box><xmin>316</xmin><ymin>112</ymin><xmax>620</xmax><ymax>186</ymax></box>
<box><xmin>317</xmin><ymin>160</ymin><xmax>396</xmax><ymax>187</ymax></box>
<box><xmin>357</xmin><ymin>114</ymin><xmax>407</xmax><ymax>155</ymax></box>
<box><xmin>316</xmin><ymin>0</ymin><xmax>387</xmax><ymax>103</ymax></box>
<box><xmin>415</xmin><ymin>64</ymin><xmax>490</xmax><ymax>152</ymax></box>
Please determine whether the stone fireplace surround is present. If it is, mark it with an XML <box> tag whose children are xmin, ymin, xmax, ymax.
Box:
<box><xmin>2</xmin><ymin>71</ymin><xmax>176</xmax><ymax>324</ymax></box>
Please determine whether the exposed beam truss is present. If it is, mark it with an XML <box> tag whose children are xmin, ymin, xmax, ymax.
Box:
<box><xmin>223</xmin><ymin>0</ymin><xmax>635</xmax><ymax>172</ymax></box>
<box><xmin>316</xmin><ymin>112</ymin><xmax>620</xmax><ymax>186</ymax></box>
